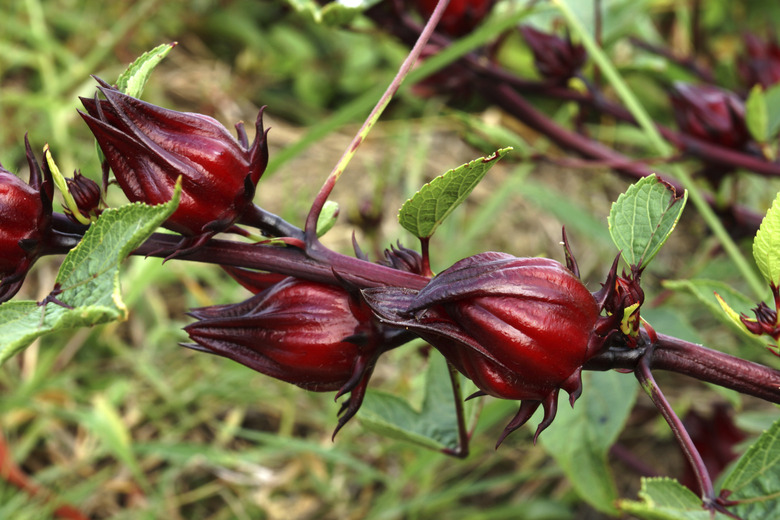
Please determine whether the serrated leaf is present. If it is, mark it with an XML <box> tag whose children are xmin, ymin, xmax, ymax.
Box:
<box><xmin>399</xmin><ymin>148</ymin><xmax>512</xmax><ymax>239</ymax></box>
<box><xmin>618</xmin><ymin>478</ymin><xmax>726</xmax><ymax>519</ymax></box>
<box><xmin>608</xmin><ymin>175</ymin><xmax>688</xmax><ymax>270</ymax></box>
<box><xmin>746</xmin><ymin>85</ymin><xmax>769</xmax><ymax>143</ymax></box>
<box><xmin>540</xmin><ymin>371</ymin><xmax>637</xmax><ymax>514</ymax></box>
<box><xmin>722</xmin><ymin>416</ymin><xmax>780</xmax><ymax>519</ymax></box>
<box><xmin>714</xmin><ymin>293</ymin><xmax>752</xmax><ymax>336</ymax></box>
<box><xmin>662</xmin><ymin>278</ymin><xmax>766</xmax><ymax>348</ymax></box>
<box><xmin>0</xmin><ymin>189</ymin><xmax>180</xmax><ymax>364</ymax></box>
<box><xmin>115</xmin><ymin>42</ymin><xmax>176</xmax><ymax>98</ymax></box>
<box><xmin>753</xmin><ymin>191</ymin><xmax>780</xmax><ymax>287</ymax></box>
<box><xmin>358</xmin><ymin>354</ymin><xmax>462</xmax><ymax>452</ymax></box>
<box><xmin>316</xmin><ymin>200</ymin><xmax>339</xmax><ymax>237</ymax></box>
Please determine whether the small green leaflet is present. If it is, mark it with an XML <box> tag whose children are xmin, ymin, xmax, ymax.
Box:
<box><xmin>663</xmin><ymin>278</ymin><xmax>767</xmax><ymax>349</ymax></box>
<box><xmin>358</xmin><ymin>354</ymin><xmax>463</xmax><ymax>452</ymax></box>
<box><xmin>745</xmin><ymin>83</ymin><xmax>780</xmax><ymax>144</ymax></box>
<box><xmin>746</xmin><ymin>85</ymin><xmax>770</xmax><ymax>143</ymax></box>
<box><xmin>619</xmin><ymin>417</ymin><xmax>780</xmax><ymax>519</ymax></box>
<box><xmin>722</xmin><ymin>416</ymin><xmax>780</xmax><ymax>519</ymax></box>
<box><xmin>618</xmin><ymin>478</ymin><xmax>722</xmax><ymax>519</ymax></box>
<box><xmin>115</xmin><ymin>42</ymin><xmax>176</xmax><ymax>97</ymax></box>
<box><xmin>753</xmin><ymin>191</ymin><xmax>780</xmax><ymax>287</ymax></box>
<box><xmin>608</xmin><ymin>175</ymin><xmax>687</xmax><ymax>270</ymax></box>
<box><xmin>316</xmin><ymin>200</ymin><xmax>339</xmax><ymax>238</ymax></box>
<box><xmin>399</xmin><ymin>148</ymin><xmax>512</xmax><ymax>239</ymax></box>
<box><xmin>541</xmin><ymin>370</ymin><xmax>637</xmax><ymax>515</ymax></box>
<box><xmin>0</xmin><ymin>188</ymin><xmax>180</xmax><ymax>364</ymax></box>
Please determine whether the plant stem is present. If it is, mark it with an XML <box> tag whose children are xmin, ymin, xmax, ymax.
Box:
<box><xmin>442</xmin><ymin>361</ymin><xmax>470</xmax><ymax>458</ymax></box>
<box><xmin>553</xmin><ymin>0</ymin><xmax>765</xmax><ymax>299</ymax></box>
<box><xmin>131</xmin><ymin>233</ymin><xmax>429</xmax><ymax>291</ymax></box>
<box><xmin>635</xmin><ymin>352</ymin><xmax>718</xmax><ymax>506</ymax></box>
<box><xmin>304</xmin><ymin>0</ymin><xmax>452</xmax><ymax>239</ymax></box>
<box><xmin>585</xmin><ymin>332</ymin><xmax>780</xmax><ymax>404</ymax></box>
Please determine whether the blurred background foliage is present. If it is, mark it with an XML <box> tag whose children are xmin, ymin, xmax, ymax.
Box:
<box><xmin>1</xmin><ymin>0</ymin><xmax>780</xmax><ymax>518</ymax></box>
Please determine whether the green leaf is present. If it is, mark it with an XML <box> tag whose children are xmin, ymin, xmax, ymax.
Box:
<box><xmin>746</xmin><ymin>85</ymin><xmax>769</xmax><ymax>143</ymax></box>
<box><xmin>765</xmin><ymin>83</ymin><xmax>780</xmax><ymax>140</ymax></box>
<box><xmin>358</xmin><ymin>354</ymin><xmax>462</xmax><ymax>452</ymax></box>
<box><xmin>608</xmin><ymin>174</ymin><xmax>688</xmax><ymax>270</ymax></box>
<box><xmin>316</xmin><ymin>200</ymin><xmax>339</xmax><ymax>237</ymax></box>
<box><xmin>0</xmin><ymin>189</ymin><xmax>180</xmax><ymax>364</ymax></box>
<box><xmin>753</xmin><ymin>191</ymin><xmax>780</xmax><ymax>287</ymax></box>
<box><xmin>722</xmin><ymin>416</ymin><xmax>780</xmax><ymax>519</ymax></box>
<box><xmin>618</xmin><ymin>478</ymin><xmax>726</xmax><ymax>519</ymax></box>
<box><xmin>662</xmin><ymin>278</ymin><xmax>766</xmax><ymax>348</ymax></box>
<box><xmin>115</xmin><ymin>42</ymin><xmax>176</xmax><ymax>98</ymax></box>
<box><xmin>399</xmin><ymin>148</ymin><xmax>512</xmax><ymax>239</ymax></box>
<box><xmin>540</xmin><ymin>370</ymin><xmax>638</xmax><ymax>515</ymax></box>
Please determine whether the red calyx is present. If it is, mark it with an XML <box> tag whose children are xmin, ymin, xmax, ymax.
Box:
<box><xmin>669</xmin><ymin>82</ymin><xmax>750</xmax><ymax>150</ymax></box>
<box><xmin>0</xmin><ymin>136</ymin><xmax>54</xmax><ymax>302</ymax></box>
<box><xmin>520</xmin><ymin>26</ymin><xmax>587</xmax><ymax>85</ymax></box>
<box><xmin>364</xmin><ymin>252</ymin><xmax>605</xmax><ymax>444</ymax></box>
<box><xmin>79</xmin><ymin>79</ymin><xmax>269</xmax><ymax>255</ymax></box>
<box><xmin>739</xmin><ymin>33</ymin><xmax>780</xmax><ymax>88</ymax></box>
<box><xmin>184</xmin><ymin>276</ymin><xmax>395</xmax><ymax>436</ymax></box>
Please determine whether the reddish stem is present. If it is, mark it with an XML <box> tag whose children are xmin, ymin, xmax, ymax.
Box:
<box><xmin>585</xmin><ymin>332</ymin><xmax>780</xmax><ymax>404</ymax></box>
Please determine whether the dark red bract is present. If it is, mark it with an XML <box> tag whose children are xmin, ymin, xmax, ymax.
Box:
<box><xmin>364</xmin><ymin>252</ymin><xmax>605</xmax><ymax>444</ymax></box>
<box><xmin>79</xmin><ymin>81</ymin><xmax>269</xmax><ymax>253</ymax></box>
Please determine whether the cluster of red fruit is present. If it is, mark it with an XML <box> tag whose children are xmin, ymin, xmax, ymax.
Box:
<box><xmin>0</xmin><ymin>70</ymin><xmax>634</xmax><ymax>442</ymax></box>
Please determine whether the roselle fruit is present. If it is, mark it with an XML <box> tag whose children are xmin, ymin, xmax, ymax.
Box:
<box><xmin>739</xmin><ymin>33</ymin><xmax>780</xmax><ymax>88</ymax></box>
<box><xmin>79</xmin><ymin>80</ymin><xmax>269</xmax><ymax>253</ymax></box>
<box><xmin>184</xmin><ymin>276</ymin><xmax>403</xmax><ymax>434</ymax></box>
<box><xmin>520</xmin><ymin>26</ymin><xmax>587</xmax><ymax>84</ymax></box>
<box><xmin>415</xmin><ymin>0</ymin><xmax>497</xmax><ymax>37</ymax></box>
<box><xmin>364</xmin><ymin>252</ymin><xmax>613</xmax><ymax>444</ymax></box>
<box><xmin>669</xmin><ymin>83</ymin><xmax>750</xmax><ymax>150</ymax></box>
<box><xmin>0</xmin><ymin>137</ymin><xmax>54</xmax><ymax>302</ymax></box>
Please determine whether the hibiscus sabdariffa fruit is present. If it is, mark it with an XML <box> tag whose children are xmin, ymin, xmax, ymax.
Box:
<box><xmin>184</xmin><ymin>272</ymin><xmax>413</xmax><ymax>436</ymax></box>
<box><xmin>364</xmin><ymin>251</ymin><xmax>620</xmax><ymax>445</ymax></box>
<box><xmin>79</xmin><ymin>79</ymin><xmax>269</xmax><ymax>255</ymax></box>
<box><xmin>0</xmin><ymin>137</ymin><xmax>54</xmax><ymax>302</ymax></box>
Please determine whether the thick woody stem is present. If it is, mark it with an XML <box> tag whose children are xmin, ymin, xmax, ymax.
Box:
<box><xmin>585</xmin><ymin>332</ymin><xmax>780</xmax><ymax>404</ymax></box>
<box><xmin>133</xmin><ymin>233</ymin><xmax>430</xmax><ymax>291</ymax></box>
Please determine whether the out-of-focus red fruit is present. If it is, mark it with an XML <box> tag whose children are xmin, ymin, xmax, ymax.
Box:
<box><xmin>669</xmin><ymin>82</ymin><xmax>750</xmax><ymax>150</ymax></box>
<box><xmin>520</xmin><ymin>25</ymin><xmax>587</xmax><ymax>84</ymax></box>
<box><xmin>415</xmin><ymin>0</ymin><xmax>497</xmax><ymax>37</ymax></box>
